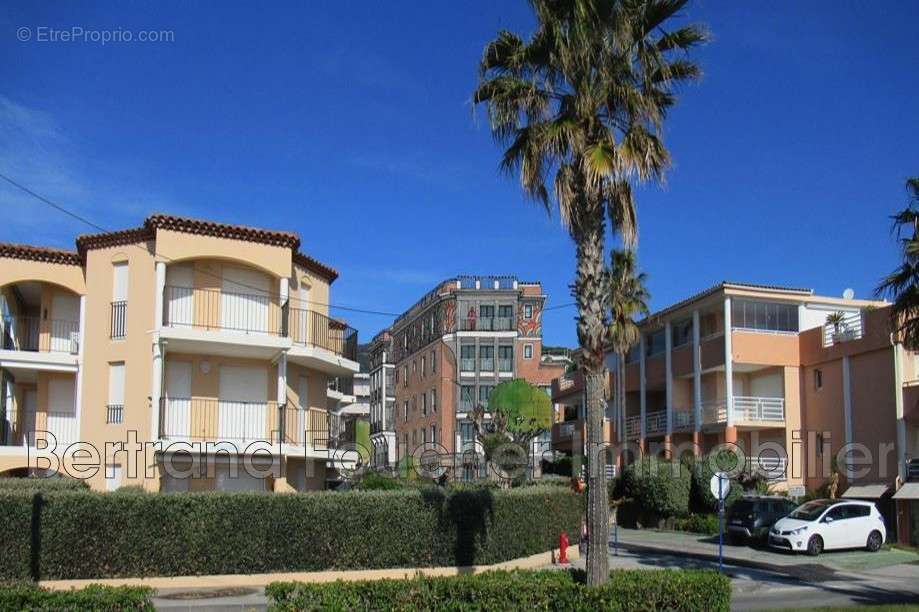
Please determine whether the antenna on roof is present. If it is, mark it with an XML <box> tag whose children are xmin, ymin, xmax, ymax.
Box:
<box><xmin>843</xmin><ymin>288</ymin><xmax>855</xmax><ymax>300</ymax></box>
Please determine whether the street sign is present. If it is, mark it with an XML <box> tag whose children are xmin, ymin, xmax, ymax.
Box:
<box><xmin>710</xmin><ymin>472</ymin><xmax>731</xmax><ymax>500</ymax></box>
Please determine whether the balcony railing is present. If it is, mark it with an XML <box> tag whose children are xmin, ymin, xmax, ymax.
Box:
<box><xmin>702</xmin><ymin>397</ymin><xmax>785</xmax><ymax>424</ymax></box>
<box><xmin>459</xmin><ymin>317</ymin><xmax>515</xmax><ymax>332</ymax></box>
<box><xmin>41</xmin><ymin>411</ymin><xmax>79</xmax><ymax>447</ymax></box>
<box><xmin>749</xmin><ymin>456</ymin><xmax>788</xmax><ymax>481</ymax></box>
<box><xmin>106</xmin><ymin>404</ymin><xmax>124</xmax><ymax>424</ymax></box>
<box><xmin>159</xmin><ymin>397</ymin><xmax>329</xmax><ymax>447</ymax></box>
<box><xmin>110</xmin><ymin>301</ymin><xmax>127</xmax><ymax>339</ymax></box>
<box><xmin>1</xmin><ymin>316</ymin><xmax>79</xmax><ymax>354</ymax></box>
<box><xmin>673</xmin><ymin>409</ymin><xmax>694</xmax><ymax>430</ymax></box>
<box><xmin>907</xmin><ymin>458</ymin><xmax>919</xmax><ymax>482</ymax></box>
<box><xmin>460</xmin><ymin>357</ymin><xmax>476</xmax><ymax>372</ymax></box>
<box><xmin>328</xmin><ymin>377</ymin><xmax>354</xmax><ymax>397</ymax></box>
<box><xmin>290</xmin><ymin>308</ymin><xmax>358</xmax><ymax>360</ymax></box>
<box><xmin>625</xmin><ymin>415</ymin><xmax>640</xmax><ymax>438</ymax></box>
<box><xmin>479</xmin><ymin>358</ymin><xmax>494</xmax><ymax>372</ymax></box>
<box><xmin>646</xmin><ymin>411</ymin><xmax>667</xmax><ymax>434</ymax></box>
<box><xmin>163</xmin><ymin>285</ymin><xmax>282</xmax><ymax>336</ymax></box>
<box><xmin>498</xmin><ymin>358</ymin><xmax>513</xmax><ymax>372</ymax></box>
<box><xmin>559</xmin><ymin>421</ymin><xmax>577</xmax><ymax>438</ymax></box>
<box><xmin>822</xmin><ymin>312</ymin><xmax>864</xmax><ymax>347</ymax></box>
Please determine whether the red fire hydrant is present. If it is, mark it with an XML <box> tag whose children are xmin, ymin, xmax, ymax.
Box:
<box><xmin>558</xmin><ymin>532</ymin><xmax>569</xmax><ymax>565</ymax></box>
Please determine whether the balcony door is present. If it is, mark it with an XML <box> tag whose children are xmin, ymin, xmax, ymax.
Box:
<box><xmin>218</xmin><ymin>365</ymin><xmax>267</xmax><ymax>443</ymax></box>
<box><xmin>49</xmin><ymin>293</ymin><xmax>79</xmax><ymax>353</ymax></box>
<box><xmin>165</xmin><ymin>361</ymin><xmax>192</xmax><ymax>439</ymax></box>
<box><xmin>165</xmin><ymin>264</ymin><xmax>194</xmax><ymax>328</ymax></box>
<box><xmin>46</xmin><ymin>377</ymin><xmax>76</xmax><ymax>446</ymax></box>
<box><xmin>22</xmin><ymin>389</ymin><xmax>37</xmax><ymax>446</ymax></box>
<box><xmin>221</xmin><ymin>266</ymin><xmax>270</xmax><ymax>335</ymax></box>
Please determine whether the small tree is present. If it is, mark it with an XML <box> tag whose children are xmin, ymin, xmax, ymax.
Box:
<box><xmin>826</xmin><ymin>311</ymin><xmax>847</xmax><ymax>336</ymax></box>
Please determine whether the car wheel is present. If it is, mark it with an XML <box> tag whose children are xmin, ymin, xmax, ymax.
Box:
<box><xmin>806</xmin><ymin>535</ymin><xmax>823</xmax><ymax>556</ymax></box>
<box><xmin>866</xmin><ymin>530</ymin><xmax>883</xmax><ymax>552</ymax></box>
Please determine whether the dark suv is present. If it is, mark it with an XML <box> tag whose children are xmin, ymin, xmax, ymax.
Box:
<box><xmin>726</xmin><ymin>496</ymin><xmax>797</xmax><ymax>543</ymax></box>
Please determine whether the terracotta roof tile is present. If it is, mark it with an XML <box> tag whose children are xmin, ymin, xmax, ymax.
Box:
<box><xmin>75</xmin><ymin>227</ymin><xmax>152</xmax><ymax>257</ymax></box>
<box><xmin>293</xmin><ymin>251</ymin><xmax>339</xmax><ymax>283</ymax></box>
<box><xmin>0</xmin><ymin>242</ymin><xmax>82</xmax><ymax>266</ymax></box>
<box><xmin>145</xmin><ymin>214</ymin><xmax>300</xmax><ymax>249</ymax></box>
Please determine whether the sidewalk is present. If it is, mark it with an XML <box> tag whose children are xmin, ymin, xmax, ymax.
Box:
<box><xmin>608</xmin><ymin>527</ymin><xmax>919</xmax><ymax>578</ymax></box>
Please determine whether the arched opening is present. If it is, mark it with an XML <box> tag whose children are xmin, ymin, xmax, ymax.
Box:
<box><xmin>1</xmin><ymin>281</ymin><xmax>81</xmax><ymax>354</ymax></box>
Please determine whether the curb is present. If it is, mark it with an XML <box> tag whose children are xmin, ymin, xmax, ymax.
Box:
<box><xmin>39</xmin><ymin>545</ymin><xmax>581</xmax><ymax>591</ymax></box>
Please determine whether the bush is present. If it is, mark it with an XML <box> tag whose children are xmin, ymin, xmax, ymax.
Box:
<box><xmin>673</xmin><ymin>513</ymin><xmax>719</xmax><ymax>536</ymax></box>
<box><xmin>542</xmin><ymin>455</ymin><xmax>573</xmax><ymax>477</ymax></box>
<box><xmin>266</xmin><ymin>568</ymin><xmax>731</xmax><ymax>611</ymax></box>
<box><xmin>689</xmin><ymin>452</ymin><xmax>744</xmax><ymax>513</ymax></box>
<box><xmin>0</xmin><ymin>582</ymin><xmax>153</xmax><ymax>610</ymax></box>
<box><xmin>0</xmin><ymin>485</ymin><xmax>582</xmax><ymax>580</ymax></box>
<box><xmin>619</xmin><ymin>457</ymin><xmax>690</xmax><ymax>526</ymax></box>
<box><xmin>355</xmin><ymin>471</ymin><xmax>404</xmax><ymax>491</ymax></box>
<box><xmin>0</xmin><ymin>477</ymin><xmax>88</xmax><ymax>492</ymax></box>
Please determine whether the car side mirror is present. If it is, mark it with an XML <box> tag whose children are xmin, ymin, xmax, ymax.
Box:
<box><xmin>822</xmin><ymin>516</ymin><xmax>834</xmax><ymax>524</ymax></box>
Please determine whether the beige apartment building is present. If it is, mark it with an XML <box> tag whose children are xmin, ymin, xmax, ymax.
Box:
<box><xmin>0</xmin><ymin>214</ymin><xmax>358</xmax><ymax>492</ymax></box>
<box><xmin>552</xmin><ymin>281</ymin><xmax>919</xmax><ymax>544</ymax></box>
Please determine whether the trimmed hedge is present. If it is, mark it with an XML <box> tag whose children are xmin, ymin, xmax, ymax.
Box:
<box><xmin>266</xmin><ymin>569</ymin><xmax>731</xmax><ymax>611</ymax></box>
<box><xmin>0</xmin><ymin>582</ymin><xmax>153</xmax><ymax>610</ymax></box>
<box><xmin>0</xmin><ymin>477</ymin><xmax>88</xmax><ymax>492</ymax></box>
<box><xmin>619</xmin><ymin>457</ymin><xmax>691</xmax><ymax>525</ymax></box>
<box><xmin>673</xmin><ymin>513</ymin><xmax>720</xmax><ymax>536</ymax></box>
<box><xmin>0</xmin><ymin>485</ymin><xmax>582</xmax><ymax>580</ymax></box>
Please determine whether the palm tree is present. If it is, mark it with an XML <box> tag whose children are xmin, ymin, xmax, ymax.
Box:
<box><xmin>877</xmin><ymin>178</ymin><xmax>919</xmax><ymax>349</ymax></box>
<box><xmin>473</xmin><ymin>0</ymin><xmax>705</xmax><ymax>585</ymax></box>
<box><xmin>606</xmin><ymin>249</ymin><xmax>649</xmax><ymax>451</ymax></box>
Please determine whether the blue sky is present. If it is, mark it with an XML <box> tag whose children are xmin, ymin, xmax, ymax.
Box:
<box><xmin>2</xmin><ymin>2</ymin><xmax>918</xmax><ymax>347</ymax></box>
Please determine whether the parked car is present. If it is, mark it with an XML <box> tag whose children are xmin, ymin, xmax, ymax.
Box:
<box><xmin>726</xmin><ymin>495</ymin><xmax>798</xmax><ymax>543</ymax></box>
<box><xmin>769</xmin><ymin>499</ymin><xmax>886</xmax><ymax>556</ymax></box>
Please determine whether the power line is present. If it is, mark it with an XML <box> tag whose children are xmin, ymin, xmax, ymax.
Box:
<box><xmin>0</xmin><ymin>172</ymin><xmax>402</xmax><ymax>317</ymax></box>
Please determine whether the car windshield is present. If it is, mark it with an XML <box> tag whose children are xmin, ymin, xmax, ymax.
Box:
<box><xmin>788</xmin><ymin>500</ymin><xmax>833</xmax><ymax>521</ymax></box>
<box><xmin>729</xmin><ymin>500</ymin><xmax>754</xmax><ymax>515</ymax></box>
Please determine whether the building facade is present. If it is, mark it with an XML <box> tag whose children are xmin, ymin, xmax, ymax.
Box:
<box><xmin>380</xmin><ymin>275</ymin><xmax>565</xmax><ymax>477</ymax></box>
<box><xmin>368</xmin><ymin>330</ymin><xmax>396</xmax><ymax>468</ymax></box>
<box><xmin>0</xmin><ymin>214</ymin><xmax>358</xmax><ymax>492</ymax></box>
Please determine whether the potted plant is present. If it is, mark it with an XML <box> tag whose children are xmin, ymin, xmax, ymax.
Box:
<box><xmin>826</xmin><ymin>311</ymin><xmax>853</xmax><ymax>342</ymax></box>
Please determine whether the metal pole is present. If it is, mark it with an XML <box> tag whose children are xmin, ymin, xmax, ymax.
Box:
<box><xmin>718</xmin><ymin>477</ymin><xmax>724</xmax><ymax>573</ymax></box>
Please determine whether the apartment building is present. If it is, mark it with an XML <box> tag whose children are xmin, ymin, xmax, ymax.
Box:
<box><xmin>368</xmin><ymin>330</ymin><xmax>396</xmax><ymax>468</ymax></box>
<box><xmin>378</xmin><ymin>276</ymin><xmax>565</xmax><ymax>477</ymax></box>
<box><xmin>551</xmin><ymin>281</ymin><xmax>919</xmax><ymax>544</ymax></box>
<box><xmin>0</xmin><ymin>214</ymin><xmax>358</xmax><ymax>492</ymax></box>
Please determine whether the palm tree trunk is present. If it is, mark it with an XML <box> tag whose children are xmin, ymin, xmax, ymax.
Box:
<box><xmin>573</xmin><ymin>211</ymin><xmax>610</xmax><ymax>587</ymax></box>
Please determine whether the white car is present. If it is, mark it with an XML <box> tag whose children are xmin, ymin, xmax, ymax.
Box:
<box><xmin>769</xmin><ymin>499</ymin><xmax>886</xmax><ymax>556</ymax></box>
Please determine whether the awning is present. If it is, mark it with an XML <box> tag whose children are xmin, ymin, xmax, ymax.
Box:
<box><xmin>841</xmin><ymin>484</ymin><xmax>889</xmax><ymax>499</ymax></box>
<box><xmin>893</xmin><ymin>482</ymin><xmax>919</xmax><ymax>500</ymax></box>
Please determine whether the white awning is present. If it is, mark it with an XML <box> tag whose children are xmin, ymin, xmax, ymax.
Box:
<box><xmin>841</xmin><ymin>484</ymin><xmax>889</xmax><ymax>499</ymax></box>
<box><xmin>893</xmin><ymin>482</ymin><xmax>919</xmax><ymax>500</ymax></box>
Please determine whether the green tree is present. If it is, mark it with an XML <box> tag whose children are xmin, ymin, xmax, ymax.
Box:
<box><xmin>877</xmin><ymin>178</ymin><xmax>919</xmax><ymax>349</ymax></box>
<box><xmin>474</xmin><ymin>0</ymin><xmax>705</xmax><ymax>585</ymax></box>
<box><xmin>489</xmin><ymin>379</ymin><xmax>553</xmax><ymax>444</ymax></box>
<box><xmin>606</xmin><ymin>249</ymin><xmax>649</xmax><ymax>449</ymax></box>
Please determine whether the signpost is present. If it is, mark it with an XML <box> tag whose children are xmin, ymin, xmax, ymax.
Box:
<box><xmin>710</xmin><ymin>472</ymin><xmax>731</xmax><ymax>573</ymax></box>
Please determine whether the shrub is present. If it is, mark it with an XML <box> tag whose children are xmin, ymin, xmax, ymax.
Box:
<box><xmin>266</xmin><ymin>568</ymin><xmax>730</xmax><ymax>611</ymax></box>
<box><xmin>689</xmin><ymin>451</ymin><xmax>744</xmax><ymax>513</ymax></box>
<box><xmin>0</xmin><ymin>477</ymin><xmax>87</xmax><ymax>492</ymax></box>
<box><xmin>542</xmin><ymin>455</ymin><xmax>573</xmax><ymax>477</ymax></box>
<box><xmin>0</xmin><ymin>485</ymin><xmax>582</xmax><ymax>580</ymax></box>
<box><xmin>0</xmin><ymin>582</ymin><xmax>153</xmax><ymax>610</ymax></box>
<box><xmin>619</xmin><ymin>457</ymin><xmax>690</xmax><ymax>526</ymax></box>
<box><xmin>673</xmin><ymin>513</ymin><xmax>719</xmax><ymax>536</ymax></box>
<box><xmin>355</xmin><ymin>471</ymin><xmax>404</xmax><ymax>491</ymax></box>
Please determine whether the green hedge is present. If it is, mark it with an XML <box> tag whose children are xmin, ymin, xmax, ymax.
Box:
<box><xmin>0</xmin><ymin>582</ymin><xmax>153</xmax><ymax>610</ymax></box>
<box><xmin>266</xmin><ymin>569</ymin><xmax>730</xmax><ymax>611</ymax></box>
<box><xmin>619</xmin><ymin>457</ymin><xmax>690</xmax><ymax>525</ymax></box>
<box><xmin>0</xmin><ymin>477</ymin><xmax>88</xmax><ymax>492</ymax></box>
<box><xmin>689</xmin><ymin>452</ymin><xmax>744</xmax><ymax>513</ymax></box>
<box><xmin>0</xmin><ymin>486</ymin><xmax>582</xmax><ymax>580</ymax></box>
<box><xmin>673</xmin><ymin>513</ymin><xmax>720</xmax><ymax>536</ymax></box>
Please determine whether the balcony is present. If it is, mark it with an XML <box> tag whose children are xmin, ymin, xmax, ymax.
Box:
<box><xmin>459</xmin><ymin>317</ymin><xmax>515</xmax><ymax>332</ymax></box>
<box><xmin>498</xmin><ymin>358</ymin><xmax>513</xmax><ymax>373</ymax></box>
<box><xmin>0</xmin><ymin>315</ymin><xmax>80</xmax><ymax>372</ymax></box>
<box><xmin>822</xmin><ymin>311</ymin><xmax>864</xmax><ymax>347</ymax></box>
<box><xmin>702</xmin><ymin>396</ymin><xmax>785</xmax><ymax>426</ymax></box>
<box><xmin>646</xmin><ymin>411</ymin><xmax>667</xmax><ymax>435</ymax></box>
<box><xmin>158</xmin><ymin>398</ymin><xmax>329</xmax><ymax>450</ymax></box>
<box><xmin>749</xmin><ymin>455</ymin><xmax>788</xmax><ymax>481</ymax></box>
<box><xmin>479</xmin><ymin>358</ymin><xmax>494</xmax><ymax>372</ymax></box>
<box><xmin>460</xmin><ymin>358</ymin><xmax>476</xmax><ymax>372</ymax></box>
<box><xmin>625</xmin><ymin>415</ymin><xmax>640</xmax><ymax>438</ymax></box>
<box><xmin>288</xmin><ymin>308</ymin><xmax>359</xmax><ymax>375</ymax></box>
<box><xmin>673</xmin><ymin>409</ymin><xmax>694</xmax><ymax>430</ymax></box>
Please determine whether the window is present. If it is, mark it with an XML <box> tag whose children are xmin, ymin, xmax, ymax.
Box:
<box><xmin>478</xmin><ymin>385</ymin><xmax>494</xmax><ymax>408</ymax></box>
<box><xmin>523</xmin><ymin>304</ymin><xmax>533</xmax><ymax>319</ymax></box>
<box><xmin>498</xmin><ymin>305</ymin><xmax>514</xmax><ymax>329</ymax></box>
<box><xmin>421</xmin><ymin>428</ymin><xmax>427</xmax><ymax>444</ymax></box>
<box><xmin>412</xmin><ymin>430</ymin><xmax>417</xmax><ymax>445</ymax></box>
<box><xmin>479</xmin><ymin>304</ymin><xmax>495</xmax><ymax>318</ymax></box>
<box><xmin>412</xmin><ymin>360</ymin><xmax>417</xmax><ymax>374</ymax></box>
<box><xmin>107</xmin><ymin>362</ymin><xmax>125</xmax><ymax>424</ymax></box>
<box><xmin>460</xmin><ymin>385</ymin><xmax>475</xmax><ymax>410</ymax></box>
<box><xmin>430</xmin><ymin>350</ymin><xmax>436</xmax><ymax>373</ymax></box>
<box><xmin>645</xmin><ymin>329</ymin><xmax>666</xmax><ymax>356</ymax></box>
<box><xmin>731</xmin><ymin>300</ymin><xmax>799</xmax><ymax>333</ymax></box>
<box><xmin>394</xmin><ymin>367</ymin><xmax>399</xmax><ymax>384</ymax></box>
<box><xmin>671</xmin><ymin>318</ymin><xmax>692</xmax><ymax>348</ymax></box>
<box><xmin>421</xmin><ymin>356</ymin><xmax>426</xmax><ymax>377</ymax></box>
<box><xmin>430</xmin><ymin>389</ymin><xmax>437</xmax><ymax>412</ymax></box>
<box><xmin>523</xmin><ymin>344</ymin><xmax>533</xmax><ymax>359</ymax></box>
<box><xmin>814</xmin><ymin>369</ymin><xmax>823</xmax><ymax>391</ymax></box>
<box><xmin>402</xmin><ymin>366</ymin><xmax>408</xmax><ymax>387</ymax></box>
<box><xmin>460</xmin><ymin>344</ymin><xmax>476</xmax><ymax>371</ymax></box>
<box><xmin>431</xmin><ymin>424</ymin><xmax>437</xmax><ymax>444</ymax></box>
<box><xmin>403</xmin><ymin>401</ymin><xmax>409</xmax><ymax>422</ymax></box>
<box><xmin>421</xmin><ymin>392</ymin><xmax>427</xmax><ymax>416</ymax></box>
<box><xmin>498</xmin><ymin>345</ymin><xmax>514</xmax><ymax>371</ymax></box>
<box><xmin>111</xmin><ymin>262</ymin><xmax>128</xmax><ymax>339</ymax></box>
<box><xmin>460</xmin><ymin>422</ymin><xmax>475</xmax><ymax>449</ymax></box>
<box><xmin>479</xmin><ymin>345</ymin><xmax>494</xmax><ymax>371</ymax></box>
